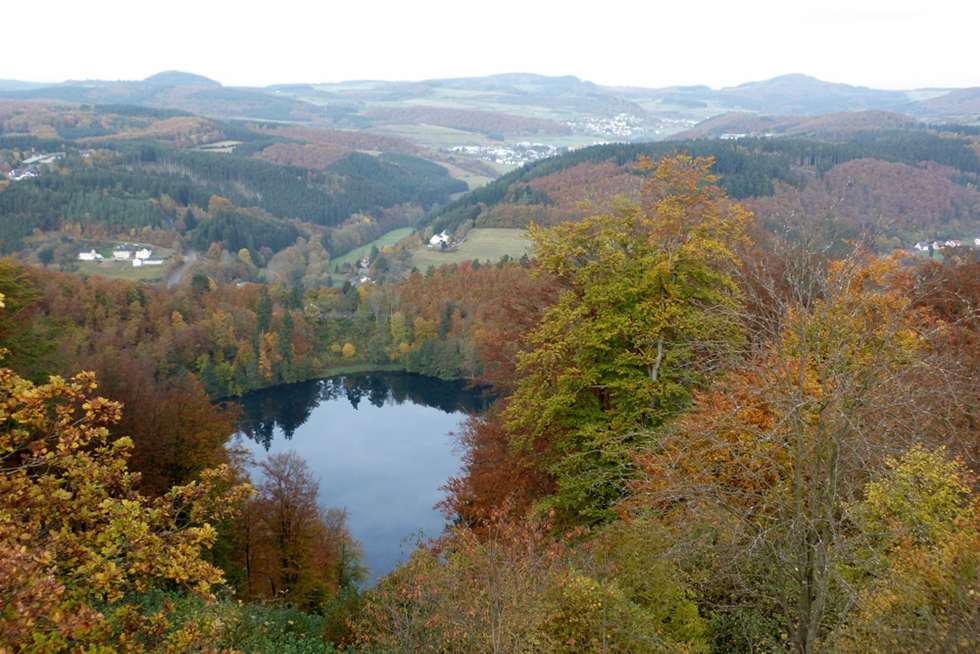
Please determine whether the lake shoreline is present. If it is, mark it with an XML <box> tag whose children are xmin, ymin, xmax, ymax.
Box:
<box><xmin>229</xmin><ymin>370</ymin><xmax>490</xmax><ymax>577</ymax></box>
<box><xmin>213</xmin><ymin>362</ymin><xmax>484</xmax><ymax>404</ymax></box>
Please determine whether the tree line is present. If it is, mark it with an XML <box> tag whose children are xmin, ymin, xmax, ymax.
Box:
<box><xmin>370</xmin><ymin>154</ymin><xmax>980</xmax><ymax>653</ymax></box>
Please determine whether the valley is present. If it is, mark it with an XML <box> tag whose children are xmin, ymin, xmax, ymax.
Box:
<box><xmin>4</xmin><ymin>68</ymin><xmax>980</xmax><ymax>654</ymax></box>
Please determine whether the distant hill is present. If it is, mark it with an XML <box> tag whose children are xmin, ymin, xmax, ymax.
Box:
<box><xmin>426</xmin><ymin>73</ymin><xmax>602</xmax><ymax>96</ymax></box>
<box><xmin>908</xmin><ymin>87</ymin><xmax>980</xmax><ymax>119</ymax></box>
<box><xmin>0</xmin><ymin>83</ymin><xmax>360</xmax><ymax>126</ymax></box>
<box><xmin>142</xmin><ymin>71</ymin><xmax>220</xmax><ymax>86</ymax></box>
<box><xmin>673</xmin><ymin>110</ymin><xmax>925</xmax><ymax>140</ymax></box>
<box><xmin>716</xmin><ymin>74</ymin><xmax>911</xmax><ymax>115</ymax></box>
<box><xmin>0</xmin><ymin>79</ymin><xmax>46</xmax><ymax>91</ymax></box>
<box><xmin>0</xmin><ymin>71</ymin><xmax>977</xmax><ymax>154</ymax></box>
<box><xmin>610</xmin><ymin>74</ymin><xmax>916</xmax><ymax>118</ymax></box>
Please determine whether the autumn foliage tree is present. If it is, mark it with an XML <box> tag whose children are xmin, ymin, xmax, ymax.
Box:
<box><xmin>355</xmin><ymin>511</ymin><xmax>706</xmax><ymax>654</ymax></box>
<box><xmin>834</xmin><ymin>447</ymin><xmax>980</xmax><ymax>653</ymax></box>
<box><xmin>505</xmin><ymin>154</ymin><xmax>751</xmax><ymax>523</ymax></box>
<box><xmin>627</xmin><ymin>209</ymin><xmax>965</xmax><ymax>653</ymax></box>
<box><xmin>439</xmin><ymin>407</ymin><xmax>553</xmax><ymax>531</ymax></box>
<box><xmin>0</xmin><ymin>329</ymin><xmax>249</xmax><ymax>651</ymax></box>
<box><xmin>231</xmin><ymin>451</ymin><xmax>364</xmax><ymax>614</ymax></box>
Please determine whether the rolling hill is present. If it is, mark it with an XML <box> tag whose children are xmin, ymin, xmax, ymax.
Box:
<box><xmin>1</xmin><ymin>72</ymin><xmax>976</xmax><ymax>158</ymax></box>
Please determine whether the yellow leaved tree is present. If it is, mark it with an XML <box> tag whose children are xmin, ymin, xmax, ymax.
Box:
<box><xmin>0</xmin><ymin>300</ymin><xmax>250</xmax><ymax>653</ymax></box>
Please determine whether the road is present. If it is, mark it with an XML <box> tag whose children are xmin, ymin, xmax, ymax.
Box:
<box><xmin>167</xmin><ymin>247</ymin><xmax>197</xmax><ymax>288</ymax></box>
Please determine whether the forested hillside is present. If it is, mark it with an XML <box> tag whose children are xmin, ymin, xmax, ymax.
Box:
<box><xmin>6</xmin><ymin>87</ymin><xmax>980</xmax><ymax>653</ymax></box>
<box><xmin>0</xmin><ymin>102</ymin><xmax>466</xmax><ymax>255</ymax></box>
<box><xmin>7</xmin><ymin>153</ymin><xmax>980</xmax><ymax>653</ymax></box>
<box><xmin>428</xmin><ymin>131</ymin><xmax>980</xmax><ymax>248</ymax></box>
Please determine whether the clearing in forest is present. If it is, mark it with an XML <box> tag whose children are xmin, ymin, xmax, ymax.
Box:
<box><xmin>411</xmin><ymin>228</ymin><xmax>532</xmax><ymax>268</ymax></box>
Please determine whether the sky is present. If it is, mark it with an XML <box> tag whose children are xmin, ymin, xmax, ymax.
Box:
<box><xmin>8</xmin><ymin>0</ymin><xmax>979</xmax><ymax>91</ymax></box>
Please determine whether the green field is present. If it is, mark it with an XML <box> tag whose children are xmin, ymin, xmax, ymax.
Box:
<box><xmin>417</xmin><ymin>89</ymin><xmax>588</xmax><ymax>123</ymax></box>
<box><xmin>366</xmin><ymin>124</ymin><xmax>487</xmax><ymax>147</ymax></box>
<box><xmin>76</xmin><ymin>259</ymin><xmax>167</xmax><ymax>282</ymax></box>
<box><xmin>485</xmin><ymin>162</ymin><xmax>518</xmax><ymax>175</ymax></box>
<box><xmin>464</xmin><ymin>175</ymin><xmax>494</xmax><ymax>189</ymax></box>
<box><xmin>411</xmin><ymin>228</ymin><xmax>532</xmax><ymax>268</ymax></box>
<box><xmin>330</xmin><ymin>227</ymin><xmax>415</xmax><ymax>277</ymax></box>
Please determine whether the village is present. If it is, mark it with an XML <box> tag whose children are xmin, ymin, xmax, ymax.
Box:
<box><xmin>449</xmin><ymin>142</ymin><xmax>564</xmax><ymax>166</ymax></box>
<box><xmin>564</xmin><ymin>113</ymin><xmax>646</xmax><ymax>138</ymax></box>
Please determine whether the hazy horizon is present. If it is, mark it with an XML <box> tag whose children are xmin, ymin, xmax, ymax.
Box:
<box><xmin>12</xmin><ymin>0</ymin><xmax>980</xmax><ymax>92</ymax></box>
<box><xmin>2</xmin><ymin>70</ymin><xmax>974</xmax><ymax>94</ymax></box>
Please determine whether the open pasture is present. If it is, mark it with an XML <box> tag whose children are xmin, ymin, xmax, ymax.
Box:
<box><xmin>411</xmin><ymin>228</ymin><xmax>531</xmax><ymax>268</ymax></box>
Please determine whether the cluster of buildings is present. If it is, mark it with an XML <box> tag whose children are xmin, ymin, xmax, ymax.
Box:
<box><xmin>450</xmin><ymin>142</ymin><xmax>563</xmax><ymax>166</ymax></box>
<box><xmin>913</xmin><ymin>238</ymin><xmax>980</xmax><ymax>252</ymax></box>
<box><xmin>77</xmin><ymin>244</ymin><xmax>165</xmax><ymax>267</ymax></box>
<box><xmin>5</xmin><ymin>152</ymin><xmax>65</xmax><ymax>182</ymax></box>
<box><xmin>565</xmin><ymin>114</ymin><xmax>646</xmax><ymax>138</ymax></box>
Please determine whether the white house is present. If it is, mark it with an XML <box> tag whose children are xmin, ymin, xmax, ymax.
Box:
<box><xmin>429</xmin><ymin>231</ymin><xmax>450</xmax><ymax>247</ymax></box>
<box><xmin>112</xmin><ymin>247</ymin><xmax>133</xmax><ymax>260</ymax></box>
<box><xmin>135</xmin><ymin>247</ymin><xmax>152</xmax><ymax>259</ymax></box>
<box><xmin>77</xmin><ymin>249</ymin><xmax>100</xmax><ymax>261</ymax></box>
<box><xmin>9</xmin><ymin>169</ymin><xmax>36</xmax><ymax>181</ymax></box>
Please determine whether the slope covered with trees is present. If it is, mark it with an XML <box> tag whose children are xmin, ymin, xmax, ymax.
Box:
<box><xmin>6</xmin><ymin>152</ymin><xmax>980</xmax><ymax>652</ymax></box>
<box><xmin>428</xmin><ymin>132</ymin><xmax>980</xmax><ymax>248</ymax></box>
<box><xmin>7</xmin><ymin>88</ymin><xmax>980</xmax><ymax>651</ymax></box>
<box><xmin>374</xmin><ymin>153</ymin><xmax>980</xmax><ymax>653</ymax></box>
<box><xmin>0</xmin><ymin>103</ymin><xmax>467</xmax><ymax>253</ymax></box>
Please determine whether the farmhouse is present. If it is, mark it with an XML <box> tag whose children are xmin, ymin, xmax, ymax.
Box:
<box><xmin>112</xmin><ymin>247</ymin><xmax>133</xmax><ymax>260</ymax></box>
<box><xmin>8</xmin><ymin>168</ymin><xmax>37</xmax><ymax>181</ymax></box>
<box><xmin>77</xmin><ymin>249</ymin><xmax>101</xmax><ymax>261</ymax></box>
<box><xmin>429</xmin><ymin>231</ymin><xmax>450</xmax><ymax>247</ymax></box>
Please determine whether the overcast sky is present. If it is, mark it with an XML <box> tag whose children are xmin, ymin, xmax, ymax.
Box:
<box><xmin>8</xmin><ymin>0</ymin><xmax>978</xmax><ymax>91</ymax></box>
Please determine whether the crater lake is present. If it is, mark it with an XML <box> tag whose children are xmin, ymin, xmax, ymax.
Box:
<box><xmin>232</xmin><ymin>372</ymin><xmax>489</xmax><ymax>578</ymax></box>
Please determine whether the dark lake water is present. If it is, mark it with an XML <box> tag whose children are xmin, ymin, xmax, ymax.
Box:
<box><xmin>232</xmin><ymin>372</ymin><xmax>489</xmax><ymax>578</ymax></box>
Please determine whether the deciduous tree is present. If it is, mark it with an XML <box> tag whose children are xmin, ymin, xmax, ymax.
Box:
<box><xmin>506</xmin><ymin>154</ymin><xmax>751</xmax><ymax>523</ymax></box>
<box><xmin>630</xmin><ymin>224</ymin><xmax>954</xmax><ymax>653</ymax></box>
<box><xmin>0</xmin><ymin>337</ymin><xmax>248</xmax><ymax>651</ymax></box>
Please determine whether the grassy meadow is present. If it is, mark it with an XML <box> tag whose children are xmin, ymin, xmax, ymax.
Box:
<box><xmin>329</xmin><ymin>227</ymin><xmax>415</xmax><ymax>279</ymax></box>
<box><xmin>365</xmin><ymin>124</ymin><xmax>487</xmax><ymax>148</ymax></box>
<box><xmin>411</xmin><ymin>228</ymin><xmax>531</xmax><ymax>268</ymax></box>
<box><xmin>75</xmin><ymin>259</ymin><xmax>167</xmax><ymax>282</ymax></box>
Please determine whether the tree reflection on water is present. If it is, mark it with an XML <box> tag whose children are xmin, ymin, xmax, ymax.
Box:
<box><xmin>234</xmin><ymin>372</ymin><xmax>492</xmax><ymax>450</ymax></box>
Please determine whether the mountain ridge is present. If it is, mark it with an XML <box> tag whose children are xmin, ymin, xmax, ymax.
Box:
<box><xmin>0</xmin><ymin>72</ymin><xmax>976</xmax><ymax>148</ymax></box>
